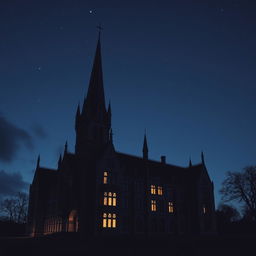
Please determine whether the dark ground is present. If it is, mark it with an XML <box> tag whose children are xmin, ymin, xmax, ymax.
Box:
<box><xmin>0</xmin><ymin>234</ymin><xmax>255</xmax><ymax>256</ymax></box>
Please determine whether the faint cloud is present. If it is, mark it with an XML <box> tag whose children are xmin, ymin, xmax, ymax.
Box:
<box><xmin>0</xmin><ymin>170</ymin><xmax>29</xmax><ymax>199</ymax></box>
<box><xmin>0</xmin><ymin>114</ymin><xmax>34</xmax><ymax>163</ymax></box>
<box><xmin>31</xmin><ymin>124</ymin><xmax>47</xmax><ymax>139</ymax></box>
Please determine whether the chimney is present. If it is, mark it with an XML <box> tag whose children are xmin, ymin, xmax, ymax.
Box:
<box><xmin>161</xmin><ymin>156</ymin><xmax>166</xmax><ymax>164</ymax></box>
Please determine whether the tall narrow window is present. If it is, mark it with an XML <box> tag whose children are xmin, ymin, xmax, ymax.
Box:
<box><xmin>108</xmin><ymin>213</ymin><xmax>112</xmax><ymax>228</ymax></box>
<box><xmin>102</xmin><ymin>213</ymin><xmax>117</xmax><ymax>228</ymax></box>
<box><xmin>168</xmin><ymin>202</ymin><xmax>174</xmax><ymax>213</ymax></box>
<box><xmin>103</xmin><ymin>192</ymin><xmax>108</xmax><ymax>205</ymax></box>
<box><xmin>151</xmin><ymin>185</ymin><xmax>156</xmax><ymax>195</ymax></box>
<box><xmin>108</xmin><ymin>192</ymin><xmax>112</xmax><ymax>205</ymax></box>
<box><xmin>151</xmin><ymin>200</ymin><xmax>157</xmax><ymax>211</ymax></box>
<box><xmin>203</xmin><ymin>206</ymin><xmax>206</xmax><ymax>214</ymax></box>
<box><xmin>113</xmin><ymin>193</ymin><xmax>117</xmax><ymax>206</ymax></box>
<box><xmin>103</xmin><ymin>192</ymin><xmax>117</xmax><ymax>206</ymax></box>
<box><xmin>103</xmin><ymin>171</ymin><xmax>108</xmax><ymax>184</ymax></box>
<box><xmin>103</xmin><ymin>213</ymin><xmax>107</xmax><ymax>228</ymax></box>
<box><xmin>112</xmin><ymin>214</ymin><xmax>116</xmax><ymax>228</ymax></box>
<box><xmin>158</xmin><ymin>186</ymin><xmax>163</xmax><ymax>195</ymax></box>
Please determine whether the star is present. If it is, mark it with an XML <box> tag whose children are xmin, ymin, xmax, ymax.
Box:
<box><xmin>35</xmin><ymin>66</ymin><xmax>42</xmax><ymax>72</ymax></box>
<box><xmin>89</xmin><ymin>10</ymin><xmax>93</xmax><ymax>14</ymax></box>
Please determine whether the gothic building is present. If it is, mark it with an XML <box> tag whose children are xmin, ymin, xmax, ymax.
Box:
<box><xmin>27</xmin><ymin>33</ymin><xmax>216</xmax><ymax>238</ymax></box>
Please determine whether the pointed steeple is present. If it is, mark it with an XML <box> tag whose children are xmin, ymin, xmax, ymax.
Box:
<box><xmin>82</xmin><ymin>32</ymin><xmax>106</xmax><ymax>120</ymax></box>
<box><xmin>58</xmin><ymin>154</ymin><xmax>62</xmax><ymax>169</ymax></box>
<box><xmin>201</xmin><ymin>151</ymin><xmax>205</xmax><ymax>165</ymax></box>
<box><xmin>75</xmin><ymin>103</ymin><xmax>80</xmax><ymax>129</ymax></box>
<box><xmin>189</xmin><ymin>157</ymin><xmax>192</xmax><ymax>167</ymax></box>
<box><xmin>36</xmin><ymin>155</ymin><xmax>40</xmax><ymax>169</ymax></box>
<box><xmin>143</xmin><ymin>132</ymin><xmax>148</xmax><ymax>160</ymax></box>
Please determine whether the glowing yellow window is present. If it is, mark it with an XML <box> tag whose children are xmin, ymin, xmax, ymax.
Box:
<box><xmin>103</xmin><ymin>192</ymin><xmax>108</xmax><ymax>205</ymax></box>
<box><xmin>168</xmin><ymin>202</ymin><xmax>174</xmax><ymax>213</ymax></box>
<box><xmin>112</xmin><ymin>214</ymin><xmax>116</xmax><ymax>228</ymax></box>
<box><xmin>103</xmin><ymin>171</ymin><xmax>108</xmax><ymax>184</ymax></box>
<box><xmin>151</xmin><ymin>200</ymin><xmax>157</xmax><ymax>211</ymax></box>
<box><xmin>113</xmin><ymin>193</ymin><xmax>117</xmax><ymax>206</ymax></box>
<box><xmin>158</xmin><ymin>186</ymin><xmax>163</xmax><ymax>195</ymax></box>
<box><xmin>151</xmin><ymin>185</ymin><xmax>156</xmax><ymax>195</ymax></box>
<box><xmin>103</xmin><ymin>213</ymin><xmax>107</xmax><ymax>228</ymax></box>
<box><xmin>108</xmin><ymin>192</ymin><xmax>112</xmax><ymax>206</ymax></box>
<box><xmin>107</xmin><ymin>213</ymin><xmax>112</xmax><ymax>227</ymax></box>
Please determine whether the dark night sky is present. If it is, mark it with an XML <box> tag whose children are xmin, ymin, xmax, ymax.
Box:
<box><xmin>0</xmin><ymin>0</ymin><xmax>256</xmax><ymax>205</ymax></box>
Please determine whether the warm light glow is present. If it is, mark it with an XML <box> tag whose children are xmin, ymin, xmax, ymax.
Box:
<box><xmin>203</xmin><ymin>206</ymin><xmax>206</xmax><ymax>214</ymax></box>
<box><xmin>113</xmin><ymin>214</ymin><xmax>116</xmax><ymax>228</ymax></box>
<box><xmin>151</xmin><ymin>200</ymin><xmax>157</xmax><ymax>211</ymax></box>
<box><xmin>168</xmin><ymin>202</ymin><xmax>174</xmax><ymax>213</ymax></box>
<box><xmin>104</xmin><ymin>192</ymin><xmax>108</xmax><ymax>205</ymax></box>
<box><xmin>103</xmin><ymin>213</ymin><xmax>107</xmax><ymax>228</ymax></box>
<box><xmin>102</xmin><ymin>213</ymin><xmax>117</xmax><ymax>228</ymax></box>
<box><xmin>103</xmin><ymin>191</ymin><xmax>117</xmax><ymax>206</ymax></box>
<box><xmin>103</xmin><ymin>171</ymin><xmax>108</xmax><ymax>184</ymax></box>
<box><xmin>113</xmin><ymin>193</ymin><xmax>117</xmax><ymax>206</ymax></box>
<box><xmin>151</xmin><ymin>185</ymin><xmax>156</xmax><ymax>194</ymax></box>
<box><xmin>158</xmin><ymin>186</ymin><xmax>163</xmax><ymax>195</ymax></box>
<box><xmin>108</xmin><ymin>192</ymin><xmax>112</xmax><ymax>205</ymax></box>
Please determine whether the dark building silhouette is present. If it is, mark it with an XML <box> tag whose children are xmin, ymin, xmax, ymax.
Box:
<box><xmin>27</xmin><ymin>33</ymin><xmax>216</xmax><ymax>238</ymax></box>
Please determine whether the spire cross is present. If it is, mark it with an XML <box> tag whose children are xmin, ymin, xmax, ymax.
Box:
<box><xmin>97</xmin><ymin>24</ymin><xmax>103</xmax><ymax>32</ymax></box>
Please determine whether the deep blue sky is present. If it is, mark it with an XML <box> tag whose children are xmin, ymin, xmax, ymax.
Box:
<box><xmin>0</xmin><ymin>0</ymin><xmax>256</xmax><ymax>205</ymax></box>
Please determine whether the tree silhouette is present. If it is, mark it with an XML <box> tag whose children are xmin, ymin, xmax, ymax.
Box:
<box><xmin>220</xmin><ymin>166</ymin><xmax>256</xmax><ymax>221</ymax></box>
<box><xmin>0</xmin><ymin>192</ymin><xmax>28</xmax><ymax>223</ymax></box>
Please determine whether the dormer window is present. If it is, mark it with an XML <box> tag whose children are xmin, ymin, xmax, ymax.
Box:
<box><xmin>103</xmin><ymin>171</ymin><xmax>108</xmax><ymax>184</ymax></box>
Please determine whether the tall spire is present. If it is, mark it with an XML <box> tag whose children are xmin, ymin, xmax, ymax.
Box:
<box><xmin>143</xmin><ymin>132</ymin><xmax>148</xmax><ymax>160</ymax></box>
<box><xmin>189</xmin><ymin>157</ymin><xmax>192</xmax><ymax>167</ymax></box>
<box><xmin>201</xmin><ymin>151</ymin><xmax>205</xmax><ymax>165</ymax></box>
<box><xmin>37</xmin><ymin>154</ymin><xmax>40</xmax><ymax>169</ymax></box>
<box><xmin>64</xmin><ymin>141</ymin><xmax>68</xmax><ymax>154</ymax></box>
<box><xmin>82</xmin><ymin>28</ymin><xmax>106</xmax><ymax>120</ymax></box>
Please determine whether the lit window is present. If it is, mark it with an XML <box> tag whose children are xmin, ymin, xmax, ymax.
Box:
<box><xmin>151</xmin><ymin>200</ymin><xmax>157</xmax><ymax>211</ymax></box>
<box><xmin>108</xmin><ymin>213</ymin><xmax>112</xmax><ymax>227</ymax></box>
<box><xmin>102</xmin><ymin>213</ymin><xmax>117</xmax><ymax>228</ymax></box>
<box><xmin>103</xmin><ymin>213</ymin><xmax>107</xmax><ymax>228</ymax></box>
<box><xmin>103</xmin><ymin>192</ymin><xmax>108</xmax><ymax>205</ymax></box>
<box><xmin>168</xmin><ymin>202</ymin><xmax>174</xmax><ymax>213</ymax></box>
<box><xmin>113</xmin><ymin>193</ymin><xmax>117</xmax><ymax>206</ymax></box>
<box><xmin>151</xmin><ymin>185</ymin><xmax>156</xmax><ymax>195</ymax></box>
<box><xmin>112</xmin><ymin>214</ymin><xmax>116</xmax><ymax>228</ymax></box>
<box><xmin>103</xmin><ymin>171</ymin><xmax>108</xmax><ymax>184</ymax></box>
<box><xmin>108</xmin><ymin>192</ymin><xmax>112</xmax><ymax>205</ymax></box>
<box><xmin>203</xmin><ymin>206</ymin><xmax>206</xmax><ymax>214</ymax></box>
<box><xmin>158</xmin><ymin>186</ymin><xmax>163</xmax><ymax>195</ymax></box>
<box><xmin>103</xmin><ymin>192</ymin><xmax>117</xmax><ymax>206</ymax></box>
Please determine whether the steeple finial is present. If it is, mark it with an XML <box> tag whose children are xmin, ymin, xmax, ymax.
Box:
<box><xmin>37</xmin><ymin>154</ymin><xmax>40</xmax><ymax>168</ymax></box>
<box><xmin>201</xmin><ymin>151</ymin><xmax>205</xmax><ymax>165</ymax></box>
<box><xmin>143</xmin><ymin>131</ymin><xmax>148</xmax><ymax>160</ymax></box>
<box><xmin>97</xmin><ymin>23</ymin><xmax>103</xmax><ymax>38</ymax></box>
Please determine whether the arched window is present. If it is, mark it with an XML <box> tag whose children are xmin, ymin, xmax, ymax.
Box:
<box><xmin>102</xmin><ymin>213</ymin><xmax>117</xmax><ymax>228</ymax></box>
<box><xmin>103</xmin><ymin>192</ymin><xmax>117</xmax><ymax>206</ymax></box>
<box><xmin>103</xmin><ymin>171</ymin><xmax>108</xmax><ymax>184</ymax></box>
